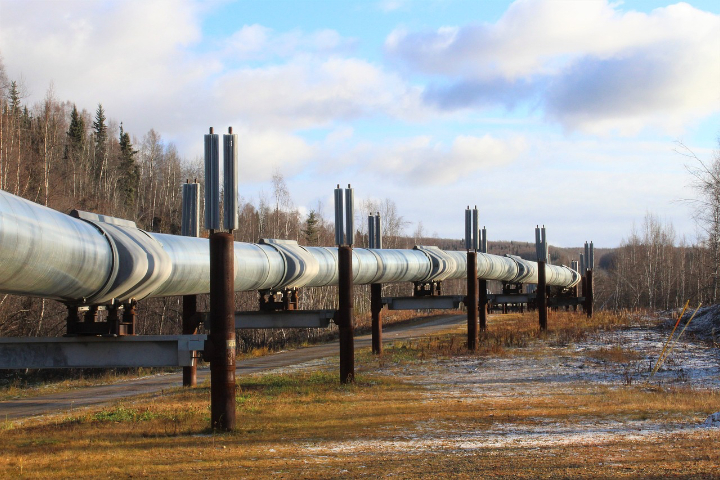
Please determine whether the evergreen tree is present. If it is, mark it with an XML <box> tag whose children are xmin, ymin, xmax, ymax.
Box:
<box><xmin>118</xmin><ymin>123</ymin><xmax>139</xmax><ymax>209</ymax></box>
<box><xmin>8</xmin><ymin>81</ymin><xmax>21</xmax><ymax>117</ymax></box>
<box><xmin>303</xmin><ymin>210</ymin><xmax>320</xmax><ymax>245</ymax></box>
<box><xmin>64</xmin><ymin>104</ymin><xmax>85</xmax><ymax>160</ymax></box>
<box><xmin>92</xmin><ymin>103</ymin><xmax>107</xmax><ymax>181</ymax></box>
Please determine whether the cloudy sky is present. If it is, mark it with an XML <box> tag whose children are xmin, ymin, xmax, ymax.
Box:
<box><xmin>1</xmin><ymin>0</ymin><xmax>719</xmax><ymax>247</ymax></box>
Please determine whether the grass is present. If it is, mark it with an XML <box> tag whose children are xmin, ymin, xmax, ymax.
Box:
<box><xmin>357</xmin><ymin>309</ymin><xmax>637</xmax><ymax>364</ymax></box>
<box><xmin>0</xmin><ymin>367</ymin><xmax>175</xmax><ymax>401</ymax></box>
<box><xmin>1</xmin><ymin>311</ymin><xmax>718</xmax><ymax>478</ymax></box>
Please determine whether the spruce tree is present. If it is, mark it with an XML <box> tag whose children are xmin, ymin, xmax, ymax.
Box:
<box><xmin>303</xmin><ymin>210</ymin><xmax>320</xmax><ymax>245</ymax></box>
<box><xmin>92</xmin><ymin>103</ymin><xmax>107</xmax><ymax>181</ymax></box>
<box><xmin>8</xmin><ymin>81</ymin><xmax>20</xmax><ymax>117</ymax></box>
<box><xmin>64</xmin><ymin>104</ymin><xmax>85</xmax><ymax>161</ymax></box>
<box><xmin>118</xmin><ymin>123</ymin><xmax>139</xmax><ymax>209</ymax></box>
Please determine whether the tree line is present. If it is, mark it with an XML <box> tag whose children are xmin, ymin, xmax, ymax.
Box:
<box><xmin>597</xmin><ymin>141</ymin><xmax>720</xmax><ymax>311</ymax></box>
<box><xmin>0</xmin><ymin>65</ymin><xmax>447</xmax><ymax>344</ymax></box>
<box><xmin>1</xmin><ymin>60</ymin><xmax>718</xmax><ymax>345</ymax></box>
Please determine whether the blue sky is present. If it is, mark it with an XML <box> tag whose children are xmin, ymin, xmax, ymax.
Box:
<box><xmin>1</xmin><ymin>0</ymin><xmax>719</xmax><ymax>248</ymax></box>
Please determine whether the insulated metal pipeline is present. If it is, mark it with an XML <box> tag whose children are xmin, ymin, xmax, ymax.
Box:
<box><xmin>0</xmin><ymin>190</ymin><xmax>580</xmax><ymax>305</ymax></box>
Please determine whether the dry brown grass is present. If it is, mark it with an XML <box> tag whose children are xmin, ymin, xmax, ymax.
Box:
<box><xmin>2</xmin><ymin>370</ymin><xmax>717</xmax><ymax>479</ymax></box>
<box><xmin>362</xmin><ymin>310</ymin><xmax>637</xmax><ymax>362</ymax></box>
<box><xmin>2</xmin><ymin>310</ymin><xmax>718</xmax><ymax>479</ymax></box>
<box><xmin>0</xmin><ymin>368</ymin><xmax>174</xmax><ymax>402</ymax></box>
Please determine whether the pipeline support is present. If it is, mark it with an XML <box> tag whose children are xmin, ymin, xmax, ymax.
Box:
<box><xmin>538</xmin><ymin>261</ymin><xmax>548</xmax><ymax>330</ymax></box>
<box><xmin>467</xmin><ymin>251</ymin><xmax>478</xmax><ymax>351</ymax></box>
<box><xmin>478</xmin><ymin>279</ymin><xmax>488</xmax><ymax>331</ymax></box>
<box><xmin>371</xmin><ymin>283</ymin><xmax>383</xmax><ymax>355</ymax></box>
<box><xmin>209</xmin><ymin>232</ymin><xmax>236</xmax><ymax>431</ymax></box>
<box><xmin>585</xmin><ymin>269</ymin><xmax>594</xmax><ymax>318</ymax></box>
<box><xmin>182</xmin><ymin>294</ymin><xmax>198</xmax><ymax>387</ymax></box>
<box><xmin>338</xmin><ymin>246</ymin><xmax>355</xmax><ymax>383</ymax></box>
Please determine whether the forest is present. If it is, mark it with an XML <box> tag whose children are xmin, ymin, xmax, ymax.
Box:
<box><xmin>1</xmin><ymin>61</ymin><xmax>718</xmax><ymax>351</ymax></box>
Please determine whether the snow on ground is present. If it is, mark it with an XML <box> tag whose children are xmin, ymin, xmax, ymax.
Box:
<box><xmin>286</xmin><ymin>319</ymin><xmax>720</xmax><ymax>454</ymax></box>
<box><xmin>675</xmin><ymin>304</ymin><xmax>720</xmax><ymax>341</ymax></box>
<box><xmin>702</xmin><ymin>412</ymin><xmax>720</xmax><ymax>428</ymax></box>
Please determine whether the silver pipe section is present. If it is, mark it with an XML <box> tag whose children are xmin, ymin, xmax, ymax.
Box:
<box><xmin>0</xmin><ymin>190</ymin><xmax>580</xmax><ymax>305</ymax></box>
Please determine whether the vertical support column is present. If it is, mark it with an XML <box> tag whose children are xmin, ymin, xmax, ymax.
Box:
<box><xmin>536</xmin><ymin>226</ymin><xmax>548</xmax><ymax>331</ymax></box>
<box><xmin>538</xmin><ymin>261</ymin><xmax>548</xmax><ymax>330</ymax></box>
<box><xmin>465</xmin><ymin>206</ymin><xmax>479</xmax><ymax>350</ymax></box>
<box><xmin>206</xmin><ymin>127</ymin><xmax>237</xmax><ymax>431</ymax></box>
<box><xmin>336</xmin><ymin>185</ymin><xmax>355</xmax><ymax>383</ymax></box>
<box><xmin>467</xmin><ymin>251</ymin><xmax>478</xmax><ymax>350</ymax></box>
<box><xmin>182</xmin><ymin>294</ymin><xmax>198</xmax><ymax>387</ymax></box>
<box><xmin>182</xmin><ymin>180</ymin><xmax>200</xmax><ymax>387</ymax></box>
<box><xmin>369</xmin><ymin>212</ymin><xmax>383</xmax><ymax>355</ymax></box>
<box><xmin>210</xmin><ymin>233</ymin><xmax>236</xmax><ymax>431</ymax></box>
<box><xmin>122</xmin><ymin>302</ymin><xmax>136</xmax><ymax>335</ymax></box>
<box><xmin>371</xmin><ymin>283</ymin><xmax>383</xmax><ymax>355</ymax></box>
<box><xmin>586</xmin><ymin>268</ymin><xmax>594</xmax><ymax>318</ymax></box>
<box><xmin>84</xmin><ymin>306</ymin><xmax>98</xmax><ymax>324</ymax></box>
<box><xmin>585</xmin><ymin>241</ymin><xmax>594</xmax><ymax>318</ymax></box>
<box><xmin>478</xmin><ymin>225</ymin><xmax>487</xmax><ymax>330</ymax></box>
<box><xmin>375</xmin><ymin>213</ymin><xmax>382</xmax><ymax>249</ymax></box>
<box><xmin>107</xmin><ymin>305</ymin><xmax>120</xmax><ymax>336</ymax></box>
<box><xmin>478</xmin><ymin>279</ymin><xmax>488</xmax><ymax>331</ymax></box>
<box><xmin>66</xmin><ymin>305</ymin><xmax>80</xmax><ymax>335</ymax></box>
<box><xmin>338</xmin><ymin>246</ymin><xmax>355</xmax><ymax>383</ymax></box>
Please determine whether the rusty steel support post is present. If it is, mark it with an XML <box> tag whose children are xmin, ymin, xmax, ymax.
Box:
<box><xmin>538</xmin><ymin>260</ymin><xmax>548</xmax><ymax>330</ymax></box>
<box><xmin>66</xmin><ymin>305</ymin><xmax>80</xmax><ymax>335</ymax></box>
<box><xmin>182</xmin><ymin>294</ymin><xmax>198</xmax><ymax>387</ymax></box>
<box><xmin>210</xmin><ymin>232</ymin><xmax>236</xmax><ymax>431</ymax></box>
<box><xmin>467</xmin><ymin>251</ymin><xmax>478</xmax><ymax>351</ymax></box>
<box><xmin>586</xmin><ymin>269</ymin><xmax>594</xmax><ymax>318</ymax></box>
<box><xmin>478</xmin><ymin>278</ymin><xmax>488</xmax><ymax>331</ymax></box>
<box><xmin>84</xmin><ymin>305</ymin><xmax>98</xmax><ymax>324</ymax></box>
<box><xmin>370</xmin><ymin>283</ymin><xmax>383</xmax><ymax>355</ymax></box>
<box><xmin>338</xmin><ymin>245</ymin><xmax>355</xmax><ymax>383</ymax></box>
<box><xmin>107</xmin><ymin>306</ymin><xmax>120</xmax><ymax>335</ymax></box>
<box><xmin>122</xmin><ymin>302</ymin><xmax>136</xmax><ymax>335</ymax></box>
<box><xmin>581</xmin><ymin>275</ymin><xmax>588</xmax><ymax>314</ymax></box>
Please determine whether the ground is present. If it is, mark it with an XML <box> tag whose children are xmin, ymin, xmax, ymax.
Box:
<box><xmin>1</xmin><ymin>311</ymin><xmax>718</xmax><ymax>478</ymax></box>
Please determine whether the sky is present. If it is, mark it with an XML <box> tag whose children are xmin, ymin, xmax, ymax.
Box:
<box><xmin>1</xmin><ymin>0</ymin><xmax>719</xmax><ymax>248</ymax></box>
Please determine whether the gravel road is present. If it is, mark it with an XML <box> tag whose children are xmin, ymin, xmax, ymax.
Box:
<box><xmin>0</xmin><ymin>314</ymin><xmax>465</xmax><ymax>421</ymax></box>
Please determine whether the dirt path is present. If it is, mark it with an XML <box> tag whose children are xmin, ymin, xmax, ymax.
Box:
<box><xmin>0</xmin><ymin>314</ymin><xmax>465</xmax><ymax>421</ymax></box>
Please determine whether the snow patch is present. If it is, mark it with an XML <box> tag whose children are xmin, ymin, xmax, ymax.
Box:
<box><xmin>701</xmin><ymin>412</ymin><xmax>720</xmax><ymax>428</ymax></box>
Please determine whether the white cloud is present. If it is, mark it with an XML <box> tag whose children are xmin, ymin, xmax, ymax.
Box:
<box><xmin>0</xmin><ymin>0</ymin><xmax>218</xmax><ymax>137</ymax></box>
<box><xmin>363</xmin><ymin>134</ymin><xmax>527</xmax><ymax>185</ymax></box>
<box><xmin>223</xmin><ymin>25</ymin><xmax>354</xmax><ymax>61</ymax></box>
<box><xmin>235</xmin><ymin>127</ymin><xmax>317</xmax><ymax>182</ymax></box>
<box><xmin>387</xmin><ymin>0</ymin><xmax>720</xmax><ymax>134</ymax></box>
<box><xmin>213</xmin><ymin>57</ymin><xmax>427</xmax><ymax>129</ymax></box>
